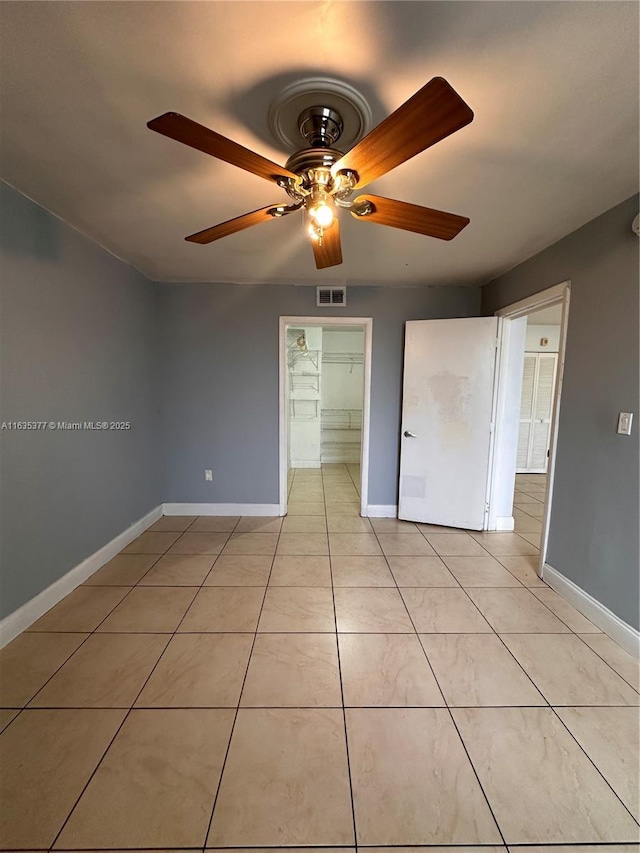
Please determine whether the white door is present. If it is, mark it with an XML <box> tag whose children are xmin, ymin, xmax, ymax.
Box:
<box><xmin>398</xmin><ymin>317</ymin><xmax>499</xmax><ymax>530</ymax></box>
<box><xmin>517</xmin><ymin>352</ymin><xmax>558</xmax><ymax>473</ymax></box>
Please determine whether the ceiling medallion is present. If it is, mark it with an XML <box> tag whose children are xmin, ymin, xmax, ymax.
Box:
<box><xmin>267</xmin><ymin>77</ymin><xmax>373</xmax><ymax>153</ymax></box>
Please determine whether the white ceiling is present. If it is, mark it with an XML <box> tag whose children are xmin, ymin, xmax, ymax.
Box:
<box><xmin>0</xmin><ymin>1</ymin><xmax>638</xmax><ymax>287</ymax></box>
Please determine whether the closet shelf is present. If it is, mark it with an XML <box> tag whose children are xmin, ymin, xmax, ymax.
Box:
<box><xmin>288</xmin><ymin>347</ymin><xmax>321</xmax><ymax>370</ymax></box>
<box><xmin>322</xmin><ymin>352</ymin><xmax>363</xmax><ymax>365</ymax></box>
<box><xmin>290</xmin><ymin>399</ymin><xmax>319</xmax><ymax>421</ymax></box>
<box><xmin>321</xmin><ymin>408</ymin><xmax>362</xmax><ymax>432</ymax></box>
<box><xmin>290</xmin><ymin>373</ymin><xmax>320</xmax><ymax>394</ymax></box>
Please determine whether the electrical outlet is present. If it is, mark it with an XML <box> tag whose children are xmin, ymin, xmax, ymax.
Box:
<box><xmin>204</xmin><ymin>469</ymin><xmax>213</xmax><ymax>481</ymax></box>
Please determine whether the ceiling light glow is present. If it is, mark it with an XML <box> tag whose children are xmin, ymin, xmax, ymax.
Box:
<box><xmin>311</xmin><ymin>202</ymin><xmax>334</xmax><ymax>228</ymax></box>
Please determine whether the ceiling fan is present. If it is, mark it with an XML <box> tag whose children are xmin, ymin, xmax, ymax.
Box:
<box><xmin>147</xmin><ymin>77</ymin><xmax>473</xmax><ymax>270</ymax></box>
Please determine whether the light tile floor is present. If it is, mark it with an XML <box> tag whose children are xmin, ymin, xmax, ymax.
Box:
<box><xmin>1</xmin><ymin>465</ymin><xmax>639</xmax><ymax>850</ymax></box>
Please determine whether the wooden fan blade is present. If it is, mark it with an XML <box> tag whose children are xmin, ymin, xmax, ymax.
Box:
<box><xmin>185</xmin><ymin>204</ymin><xmax>296</xmax><ymax>244</ymax></box>
<box><xmin>312</xmin><ymin>218</ymin><xmax>343</xmax><ymax>269</ymax></box>
<box><xmin>148</xmin><ymin>112</ymin><xmax>299</xmax><ymax>184</ymax></box>
<box><xmin>332</xmin><ymin>77</ymin><xmax>473</xmax><ymax>188</ymax></box>
<box><xmin>351</xmin><ymin>194</ymin><xmax>469</xmax><ymax>240</ymax></box>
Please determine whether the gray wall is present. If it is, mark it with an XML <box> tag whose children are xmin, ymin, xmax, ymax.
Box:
<box><xmin>0</xmin><ymin>183</ymin><xmax>161</xmax><ymax>618</ymax></box>
<box><xmin>158</xmin><ymin>284</ymin><xmax>480</xmax><ymax>506</ymax></box>
<box><xmin>483</xmin><ymin>194</ymin><xmax>640</xmax><ymax>630</ymax></box>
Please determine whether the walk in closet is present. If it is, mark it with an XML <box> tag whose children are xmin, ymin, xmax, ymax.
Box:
<box><xmin>287</xmin><ymin>325</ymin><xmax>364</xmax><ymax>468</ymax></box>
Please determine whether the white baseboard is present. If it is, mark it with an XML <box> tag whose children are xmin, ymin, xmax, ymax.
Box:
<box><xmin>321</xmin><ymin>453</ymin><xmax>361</xmax><ymax>464</ymax></box>
<box><xmin>364</xmin><ymin>504</ymin><xmax>398</xmax><ymax>518</ymax></box>
<box><xmin>494</xmin><ymin>515</ymin><xmax>515</xmax><ymax>531</ymax></box>
<box><xmin>290</xmin><ymin>461</ymin><xmax>321</xmax><ymax>469</ymax></box>
<box><xmin>543</xmin><ymin>563</ymin><xmax>640</xmax><ymax>660</ymax></box>
<box><xmin>0</xmin><ymin>505</ymin><xmax>163</xmax><ymax>648</ymax></box>
<box><xmin>163</xmin><ymin>503</ymin><xmax>281</xmax><ymax>517</ymax></box>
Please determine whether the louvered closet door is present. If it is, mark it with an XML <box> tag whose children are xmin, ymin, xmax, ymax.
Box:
<box><xmin>517</xmin><ymin>354</ymin><xmax>537</xmax><ymax>469</ymax></box>
<box><xmin>530</xmin><ymin>353</ymin><xmax>557</xmax><ymax>470</ymax></box>
<box><xmin>517</xmin><ymin>352</ymin><xmax>558</xmax><ymax>473</ymax></box>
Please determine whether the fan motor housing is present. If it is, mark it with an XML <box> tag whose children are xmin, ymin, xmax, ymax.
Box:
<box><xmin>298</xmin><ymin>106</ymin><xmax>344</xmax><ymax>148</ymax></box>
<box><xmin>284</xmin><ymin>147</ymin><xmax>345</xmax><ymax>178</ymax></box>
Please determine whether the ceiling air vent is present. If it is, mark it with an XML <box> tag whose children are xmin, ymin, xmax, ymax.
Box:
<box><xmin>316</xmin><ymin>286</ymin><xmax>347</xmax><ymax>307</ymax></box>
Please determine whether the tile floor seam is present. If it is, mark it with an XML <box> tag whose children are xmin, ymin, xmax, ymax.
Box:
<box><xmin>498</xmin><ymin>634</ymin><xmax>640</xmax><ymax>708</ymax></box>
<box><xmin>128</xmin><ymin>551</ymin><xmax>168</xmax><ymax>585</ymax></box>
<box><xmin>326</xmin><ymin>482</ymin><xmax>362</xmax><ymax>850</ymax></box>
<box><xmin>427</xmin><ymin>571</ymin><xmax>495</xmax><ymax>635</ymax></box>
<box><xmin>451</xmin><ymin>572</ymin><xmax>560</xmax><ymax>709</ymax></box>
<box><xmin>456</xmin><ymin>582</ymin><xmax>564</xmax><ymax>636</ymax></box>
<box><xmin>46</xmin><ymin>580</ymin><xmax>188</xmax><ymax>845</ymax></box>
<box><xmin>514</xmin><ymin>530</ymin><xmax>541</xmax><ymax>549</ymax></box>
<box><xmin>367</xmin><ymin>523</ymin><xmax>446</xmax><ymax>704</ymax></box>
<box><xmin>493</xmin><ymin>555</ymin><xmax>542</xmax><ymax>587</ymax></box>
<box><xmin>5</xmin><ymin>468</ymin><xmax>639</xmax><ymax>850</ymax></box>
<box><xmin>367</xmin><ymin>517</ymin><xmax>509</xmax><ymax>847</ymax></box>
<box><xmin>373</xmin><ymin>522</ymin><xmax>549</xmax><ymax>717</ymax></box>
<box><xmin>29</xmin><ymin>546</ymin><xmax>165</xmax><ymax>641</ymax></box>
<box><xmin>30</xmin><ymin>552</ymin><xmax>163</xmax><ymax>637</ymax></box>
<box><xmin>45</xmin><ymin>521</ymin><xmax>238</xmax><ymax>849</ymax></box>
<box><xmin>572</xmin><ymin>634</ymin><xmax>640</xmax><ymax>696</ymax></box>
<box><xmin>345</xmin><ymin>463</ymin><xmax>361</xmax><ymax>500</ymax></box>
<box><xmin>172</xmin><ymin>526</ymin><xmax>235</xmax><ymax>558</ymax></box>
<box><xmin>523</xmin><ymin>587</ymin><xmax>605</xmax><ymax>637</ymax></box>
<box><xmin>202</xmin><ymin>513</ymin><xmax>282</xmax><ymax>849</ymax></box>
<box><xmin>445</xmin><ymin>710</ymin><xmax>509</xmax><ymax>847</ymax></box>
<box><xmin>46</xmin><ymin>703</ymin><xmax>137</xmax><ymax>848</ymax></box>
<box><xmin>12</xmin><ymin>632</ymin><xmax>96</xmax><ymax>712</ymax></box>
<box><xmin>488</xmin><ymin>633</ymin><xmax>551</xmax><ymax>710</ymax></box>
<box><xmin>548</xmin><ymin>705</ymin><xmax>640</xmax><ymax>828</ymax></box>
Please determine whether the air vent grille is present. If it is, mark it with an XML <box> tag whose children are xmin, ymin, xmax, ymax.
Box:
<box><xmin>316</xmin><ymin>286</ymin><xmax>347</xmax><ymax>307</ymax></box>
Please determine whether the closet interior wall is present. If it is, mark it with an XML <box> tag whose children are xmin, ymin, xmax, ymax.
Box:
<box><xmin>320</xmin><ymin>328</ymin><xmax>365</xmax><ymax>464</ymax></box>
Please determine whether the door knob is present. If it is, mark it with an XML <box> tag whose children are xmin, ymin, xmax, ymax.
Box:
<box><xmin>403</xmin><ymin>430</ymin><xmax>417</xmax><ymax>438</ymax></box>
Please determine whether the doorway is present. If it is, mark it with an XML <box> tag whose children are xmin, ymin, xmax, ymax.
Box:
<box><xmin>489</xmin><ymin>281</ymin><xmax>570</xmax><ymax>574</ymax></box>
<box><xmin>278</xmin><ymin>316</ymin><xmax>373</xmax><ymax>516</ymax></box>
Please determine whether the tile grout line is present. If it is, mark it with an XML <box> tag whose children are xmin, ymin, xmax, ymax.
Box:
<box><xmin>376</xmin><ymin>495</ymin><xmax>640</xmax><ymax>835</ymax></box>
<box><xmin>548</xmin><ymin>704</ymin><xmax>640</xmax><ymax>828</ymax></box>
<box><xmin>324</xmin><ymin>466</ymin><xmax>360</xmax><ymax>852</ymax></box>
<box><xmin>45</xmin><ymin>517</ymin><xmax>242</xmax><ymax>851</ymax></box>
<box><xmin>368</xmin><ymin>523</ymin><xmax>449</xmax><ymax>704</ymax></box>
<box><xmin>45</xmin><ymin>522</ymin><xmax>228</xmax><ymax>850</ymax></box>
<box><xmin>366</xmin><ymin>520</ymin><xmax>509</xmax><ymax>848</ymax></box>
<box><xmin>438</xmin><ymin>551</ymin><xmax>564</xmax><ymax>712</ymax></box>
<box><xmin>201</xmin><ymin>508</ymin><xmax>283</xmax><ymax>851</ymax></box>
<box><xmin>374</xmin><ymin>531</ymin><xmax>507</xmax><ymax>849</ymax></box>
<box><xmin>17</xmin><ymin>702</ymin><xmax>639</xmax><ymax>711</ymax></box>
<box><xmin>8</xmin><ymin>475</ymin><xmax>638</xmax><ymax>849</ymax></box>
<box><xmin>396</xmin><ymin>582</ymin><xmax>554</xmax><ymax>716</ymax></box>
<box><xmin>21</xmin><ymin>535</ymin><xmax>184</xmax><ymax>717</ymax></box>
<box><xmin>454</xmin><ymin>539</ymin><xmax>640</xmax><ymax>694</ymax></box>
<box><xmin>417</xmin><ymin>528</ymin><xmax>590</xmax><ymax>649</ymax></box>
<box><xmin>571</xmin><ymin>633</ymin><xmax>640</xmax><ymax>694</ymax></box>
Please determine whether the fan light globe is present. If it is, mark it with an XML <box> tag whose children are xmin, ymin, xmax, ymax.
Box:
<box><xmin>312</xmin><ymin>202</ymin><xmax>334</xmax><ymax>228</ymax></box>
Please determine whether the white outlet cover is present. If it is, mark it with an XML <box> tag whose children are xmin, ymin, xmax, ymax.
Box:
<box><xmin>617</xmin><ymin>412</ymin><xmax>633</xmax><ymax>435</ymax></box>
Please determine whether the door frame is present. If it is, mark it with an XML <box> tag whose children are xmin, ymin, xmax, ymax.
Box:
<box><xmin>488</xmin><ymin>281</ymin><xmax>571</xmax><ymax>574</ymax></box>
<box><xmin>278</xmin><ymin>316</ymin><xmax>373</xmax><ymax>516</ymax></box>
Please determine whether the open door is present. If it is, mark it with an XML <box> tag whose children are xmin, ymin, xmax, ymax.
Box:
<box><xmin>398</xmin><ymin>317</ymin><xmax>499</xmax><ymax>530</ymax></box>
